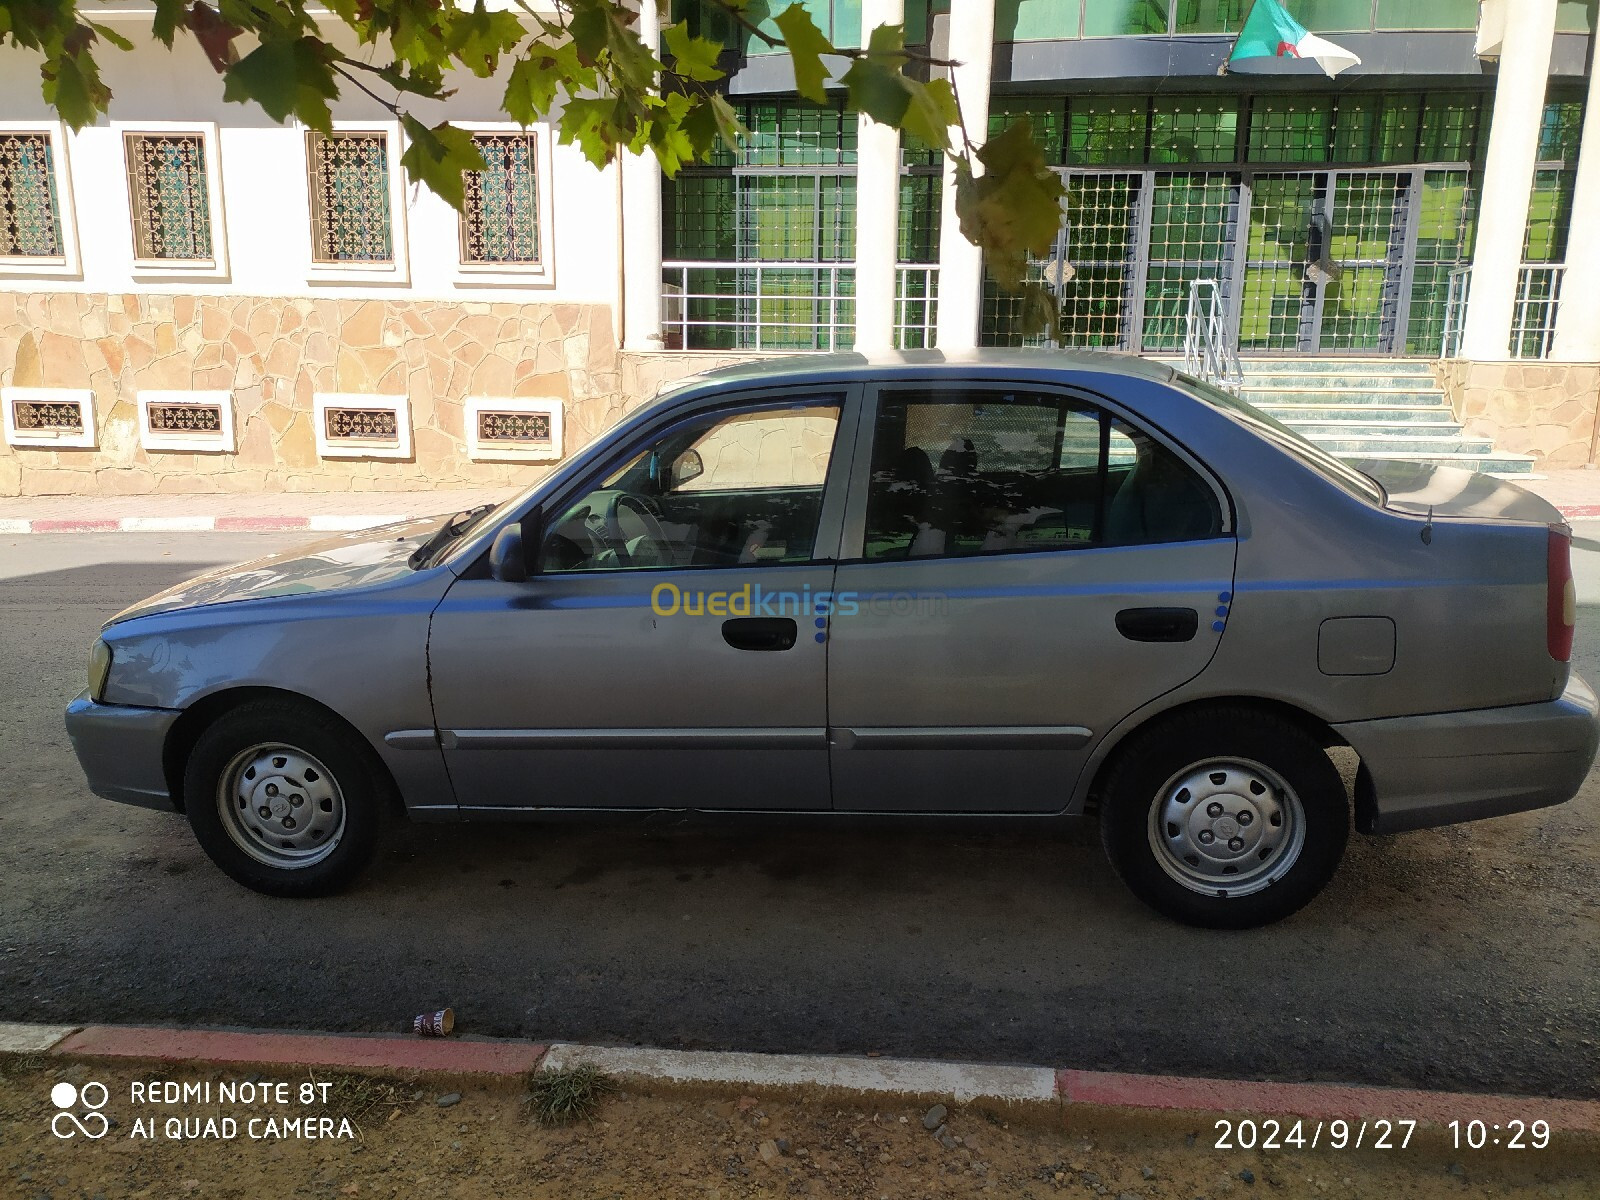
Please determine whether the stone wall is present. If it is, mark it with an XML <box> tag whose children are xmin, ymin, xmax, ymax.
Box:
<box><xmin>0</xmin><ymin>292</ymin><xmax>632</xmax><ymax>496</ymax></box>
<box><xmin>1436</xmin><ymin>359</ymin><xmax>1600</xmax><ymax>467</ymax></box>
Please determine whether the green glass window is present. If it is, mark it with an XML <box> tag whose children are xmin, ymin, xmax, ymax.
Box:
<box><xmin>1375</xmin><ymin>0</ymin><xmax>1478</xmax><ymax>28</ymax></box>
<box><xmin>1286</xmin><ymin>0</ymin><xmax>1374</xmax><ymax>29</ymax></box>
<box><xmin>1523</xmin><ymin>169</ymin><xmax>1574</xmax><ymax>263</ymax></box>
<box><xmin>1069</xmin><ymin>97</ymin><xmax>1148</xmax><ymax>165</ymax></box>
<box><xmin>1537</xmin><ymin>99</ymin><xmax>1585</xmax><ymax>164</ymax></box>
<box><xmin>996</xmin><ymin>0</ymin><xmax>1082</xmax><ymax>39</ymax></box>
<box><xmin>1331</xmin><ymin>94</ymin><xmax>1421</xmax><ymax>163</ymax></box>
<box><xmin>989</xmin><ymin>100</ymin><xmax>1066</xmax><ymax>164</ymax></box>
<box><xmin>664</xmin><ymin>174</ymin><xmax>736</xmax><ymax>260</ymax></box>
<box><xmin>1084</xmin><ymin>0</ymin><xmax>1169</xmax><ymax>35</ymax></box>
<box><xmin>1405</xmin><ymin>169</ymin><xmax>1478</xmax><ymax>354</ymax></box>
<box><xmin>1416</xmin><ymin>91</ymin><xmax>1483</xmax><ymax>162</ymax></box>
<box><xmin>898</xmin><ymin>174</ymin><xmax>941</xmax><ymax>262</ymax></box>
<box><xmin>1174</xmin><ymin>0</ymin><xmax>1249</xmax><ymax>32</ymax></box>
<box><xmin>1556</xmin><ymin>0</ymin><xmax>1596</xmax><ymax>33</ymax></box>
<box><xmin>1149</xmin><ymin>97</ymin><xmax>1238</xmax><ymax>163</ymax></box>
<box><xmin>736</xmin><ymin>100</ymin><xmax>856</xmax><ymax>167</ymax></box>
<box><xmin>1246</xmin><ymin>97</ymin><xmax>1333</xmax><ymax>163</ymax></box>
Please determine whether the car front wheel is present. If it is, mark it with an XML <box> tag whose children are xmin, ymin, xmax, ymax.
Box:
<box><xmin>1099</xmin><ymin>707</ymin><xmax>1349</xmax><ymax>929</ymax></box>
<box><xmin>183</xmin><ymin>700</ymin><xmax>384</xmax><ymax>897</ymax></box>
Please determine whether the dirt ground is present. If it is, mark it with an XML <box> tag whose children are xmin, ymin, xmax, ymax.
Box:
<box><xmin>1</xmin><ymin>1056</ymin><xmax>1595</xmax><ymax>1200</ymax></box>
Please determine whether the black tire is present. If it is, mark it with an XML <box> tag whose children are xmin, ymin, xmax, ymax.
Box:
<box><xmin>183</xmin><ymin>699</ymin><xmax>385</xmax><ymax>897</ymax></box>
<box><xmin>1098</xmin><ymin>707</ymin><xmax>1349</xmax><ymax>929</ymax></box>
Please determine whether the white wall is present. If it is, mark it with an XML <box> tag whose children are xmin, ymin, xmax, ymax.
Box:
<box><xmin>0</xmin><ymin>22</ymin><xmax>620</xmax><ymax>305</ymax></box>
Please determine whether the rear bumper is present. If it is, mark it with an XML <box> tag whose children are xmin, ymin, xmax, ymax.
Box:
<box><xmin>64</xmin><ymin>692</ymin><xmax>181</xmax><ymax>812</ymax></box>
<box><xmin>1335</xmin><ymin>673</ymin><xmax>1600</xmax><ymax>834</ymax></box>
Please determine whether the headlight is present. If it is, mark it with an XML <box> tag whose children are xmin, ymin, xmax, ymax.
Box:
<box><xmin>87</xmin><ymin>639</ymin><xmax>112</xmax><ymax>701</ymax></box>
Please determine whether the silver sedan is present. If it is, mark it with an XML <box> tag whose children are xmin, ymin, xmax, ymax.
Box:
<box><xmin>65</xmin><ymin>352</ymin><xmax>1599</xmax><ymax>927</ymax></box>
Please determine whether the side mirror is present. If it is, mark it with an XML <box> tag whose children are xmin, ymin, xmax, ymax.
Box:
<box><xmin>489</xmin><ymin>524</ymin><xmax>528</xmax><ymax>583</ymax></box>
<box><xmin>671</xmin><ymin>448</ymin><xmax>704</xmax><ymax>488</ymax></box>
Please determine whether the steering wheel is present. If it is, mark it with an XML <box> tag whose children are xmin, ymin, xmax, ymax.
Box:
<box><xmin>597</xmin><ymin>490</ymin><xmax>671</xmax><ymax>567</ymax></box>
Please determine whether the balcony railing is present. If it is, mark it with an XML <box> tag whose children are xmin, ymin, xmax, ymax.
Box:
<box><xmin>1181</xmin><ymin>278</ymin><xmax>1242</xmax><ymax>393</ymax></box>
<box><xmin>1440</xmin><ymin>264</ymin><xmax>1566</xmax><ymax>360</ymax></box>
<box><xmin>660</xmin><ymin>261</ymin><xmax>939</xmax><ymax>352</ymax></box>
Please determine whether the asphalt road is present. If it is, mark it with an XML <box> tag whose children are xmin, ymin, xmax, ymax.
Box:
<box><xmin>2</xmin><ymin>530</ymin><xmax>1598</xmax><ymax>1100</ymax></box>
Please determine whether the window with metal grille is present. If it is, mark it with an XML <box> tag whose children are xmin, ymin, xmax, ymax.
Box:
<box><xmin>460</xmin><ymin>132</ymin><xmax>540</xmax><ymax>265</ymax></box>
<box><xmin>124</xmin><ymin>132</ymin><xmax>213</xmax><ymax>262</ymax></box>
<box><xmin>0</xmin><ymin>132</ymin><xmax>64</xmax><ymax>260</ymax></box>
<box><xmin>306</xmin><ymin>131</ymin><xmax>393</xmax><ymax>263</ymax></box>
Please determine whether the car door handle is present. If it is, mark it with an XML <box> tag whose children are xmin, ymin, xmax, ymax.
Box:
<box><xmin>1115</xmin><ymin>607</ymin><xmax>1198</xmax><ymax>643</ymax></box>
<box><xmin>722</xmin><ymin>617</ymin><xmax>798</xmax><ymax>652</ymax></box>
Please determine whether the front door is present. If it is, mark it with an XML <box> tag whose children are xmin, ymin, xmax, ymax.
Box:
<box><xmin>427</xmin><ymin>389</ymin><xmax>857</xmax><ymax>813</ymax></box>
<box><xmin>826</xmin><ymin>382</ymin><xmax>1238</xmax><ymax>813</ymax></box>
<box><xmin>1238</xmin><ymin>170</ymin><xmax>1414</xmax><ymax>354</ymax></box>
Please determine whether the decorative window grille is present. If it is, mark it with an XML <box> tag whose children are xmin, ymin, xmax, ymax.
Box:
<box><xmin>0</xmin><ymin>132</ymin><xmax>64</xmax><ymax>260</ymax></box>
<box><xmin>313</xmin><ymin>394</ymin><xmax>411</xmax><ymax>459</ymax></box>
<box><xmin>306</xmin><ymin>131</ymin><xmax>393</xmax><ymax>263</ymax></box>
<box><xmin>466</xmin><ymin>397</ymin><xmax>564</xmax><ymax>462</ymax></box>
<box><xmin>137</xmin><ymin>391</ymin><xmax>234</xmax><ymax>452</ymax></box>
<box><xmin>460</xmin><ymin>133</ymin><xmax>540</xmax><ymax>265</ymax></box>
<box><xmin>2</xmin><ymin>387</ymin><xmax>95</xmax><ymax>448</ymax></box>
<box><xmin>124</xmin><ymin>133</ymin><xmax>213</xmax><ymax>262</ymax></box>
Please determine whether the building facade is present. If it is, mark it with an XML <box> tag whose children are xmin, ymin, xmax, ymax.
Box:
<box><xmin>2</xmin><ymin>0</ymin><xmax>1598</xmax><ymax>495</ymax></box>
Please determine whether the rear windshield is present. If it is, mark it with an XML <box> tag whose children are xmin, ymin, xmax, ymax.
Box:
<box><xmin>1176</xmin><ymin>372</ymin><xmax>1386</xmax><ymax>506</ymax></box>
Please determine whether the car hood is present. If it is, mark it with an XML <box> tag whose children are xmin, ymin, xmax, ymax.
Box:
<box><xmin>1352</xmin><ymin>460</ymin><xmax>1565</xmax><ymax>525</ymax></box>
<box><xmin>106</xmin><ymin>515</ymin><xmax>448</xmax><ymax>626</ymax></box>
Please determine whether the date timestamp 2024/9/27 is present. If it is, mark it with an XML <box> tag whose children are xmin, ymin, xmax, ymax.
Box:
<box><xmin>1213</xmin><ymin>1118</ymin><xmax>1553</xmax><ymax>1151</ymax></box>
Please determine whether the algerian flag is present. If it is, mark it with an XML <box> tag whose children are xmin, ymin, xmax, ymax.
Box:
<box><xmin>1226</xmin><ymin>0</ymin><xmax>1361</xmax><ymax>78</ymax></box>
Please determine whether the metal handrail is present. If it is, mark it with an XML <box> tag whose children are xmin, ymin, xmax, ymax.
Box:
<box><xmin>1440</xmin><ymin>265</ymin><xmax>1471</xmax><ymax>358</ymax></box>
<box><xmin>1182</xmin><ymin>279</ymin><xmax>1242</xmax><ymax>393</ymax></box>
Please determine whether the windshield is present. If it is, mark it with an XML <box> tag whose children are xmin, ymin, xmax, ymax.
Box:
<box><xmin>1176</xmin><ymin>372</ymin><xmax>1386</xmax><ymax>506</ymax></box>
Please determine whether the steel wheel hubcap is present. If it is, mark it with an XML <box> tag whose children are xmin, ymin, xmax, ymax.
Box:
<box><xmin>1146</xmin><ymin>758</ymin><xmax>1305</xmax><ymax>898</ymax></box>
<box><xmin>217</xmin><ymin>743</ymin><xmax>345</xmax><ymax>869</ymax></box>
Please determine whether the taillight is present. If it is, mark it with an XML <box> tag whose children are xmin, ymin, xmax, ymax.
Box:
<box><xmin>1547</xmin><ymin>527</ymin><xmax>1575</xmax><ymax>662</ymax></box>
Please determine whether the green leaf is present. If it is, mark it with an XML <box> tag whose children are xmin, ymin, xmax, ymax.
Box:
<box><xmin>954</xmin><ymin>121</ymin><xmax>1067</xmax><ymax>292</ymax></box>
<box><xmin>504</xmin><ymin>48</ymin><xmax>576</xmax><ymax>125</ymax></box>
<box><xmin>560</xmin><ymin>95</ymin><xmax>629</xmax><ymax>169</ymax></box>
<box><xmin>662</xmin><ymin>20</ymin><xmax>724</xmax><ymax>83</ymax></box>
<box><xmin>772</xmin><ymin>3</ymin><xmax>833</xmax><ymax>103</ymax></box>
<box><xmin>41</xmin><ymin>44</ymin><xmax>111</xmax><ymax>130</ymax></box>
<box><xmin>446</xmin><ymin>0</ymin><xmax>525</xmax><ymax>78</ymax></box>
<box><xmin>221</xmin><ymin>36</ymin><xmax>338</xmax><ymax>132</ymax></box>
<box><xmin>898</xmin><ymin>76</ymin><xmax>957</xmax><ymax>150</ymax></box>
<box><xmin>399</xmin><ymin>115</ymin><xmax>487</xmax><ymax>211</ymax></box>
<box><xmin>681</xmin><ymin>92</ymin><xmax>746</xmax><ymax>162</ymax></box>
<box><xmin>86</xmin><ymin>20</ymin><xmax>134</xmax><ymax>52</ymax></box>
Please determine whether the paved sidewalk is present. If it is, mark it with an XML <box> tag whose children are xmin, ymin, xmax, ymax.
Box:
<box><xmin>3</xmin><ymin>470</ymin><xmax>1600</xmax><ymax>533</ymax></box>
<box><xmin>6</xmin><ymin>1020</ymin><xmax>1600</xmax><ymax>1129</ymax></box>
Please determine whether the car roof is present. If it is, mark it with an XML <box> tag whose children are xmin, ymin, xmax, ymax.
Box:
<box><xmin>655</xmin><ymin>348</ymin><xmax>1177</xmax><ymax>400</ymax></box>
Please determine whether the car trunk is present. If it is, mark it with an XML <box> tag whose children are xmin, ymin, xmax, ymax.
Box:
<box><xmin>1351</xmin><ymin>460</ymin><xmax>1565</xmax><ymax>526</ymax></box>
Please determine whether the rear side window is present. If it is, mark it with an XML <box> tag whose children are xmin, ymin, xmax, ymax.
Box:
<box><xmin>863</xmin><ymin>390</ymin><xmax>1223</xmax><ymax>561</ymax></box>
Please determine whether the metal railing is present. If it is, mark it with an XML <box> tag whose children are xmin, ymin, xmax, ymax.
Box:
<box><xmin>661</xmin><ymin>261</ymin><xmax>855</xmax><ymax>352</ymax></box>
<box><xmin>1439</xmin><ymin>264</ymin><xmax>1565</xmax><ymax>360</ymax></box>
<box><xmin>894</xmin><ymin>264</ymin><xmax>938</xmax><ymax>350</ymax></box>
<box><xmin>1182</xmin><ymin>279</ymin><xmax>1243</xmax><ymax>393</ymax></box>
<box><xmin>660</xmin><ymin>260</ymin><xmax>938</xmax><ymax>352</ymax></box>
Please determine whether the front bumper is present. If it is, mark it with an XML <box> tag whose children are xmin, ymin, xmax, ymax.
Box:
<box><xmin>1335</xmin><ymin>673</ymin><xmax>1600</xmax><ymax>834</ymax></box>
<box><xmin>64</xmin><ymin>692</ymin><xmax>182</xmax><ymax>812</ymax></box>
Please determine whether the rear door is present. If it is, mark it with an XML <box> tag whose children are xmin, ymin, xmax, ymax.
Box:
<box><xmin>826</xmin><ymin>381</ymin><xmax>1237</xmax><ymax>813</ymax></box>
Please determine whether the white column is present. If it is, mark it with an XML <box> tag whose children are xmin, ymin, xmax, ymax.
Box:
<box><xmin>1459</xmin><ymin>0</ymin><xmax>1559</xmax><ymax>361</ymax></box>
<box><xmin>852</xmin><ymin>0</ymin><xmax>904</xmax><ymax>355</ymax></box>
<box><xmin>1550</xmin><ymin>53</ymin><xmax>1600</xmax><ymax>361</ymax></box>
<box><xmin>621</xmin><ymin>0</ymin><xmax>664</xmax><ymax>351</ymax></box>
<box><xmin>934</xmin><ymin>0</ymin><xmax>996</xmax><ymax>352</ymax></box>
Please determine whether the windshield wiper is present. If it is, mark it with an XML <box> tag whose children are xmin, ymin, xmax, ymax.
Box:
<box><xmin>409</xmin><ymin>504</ymin><xmax>494</xmax><ymax>569</ymax></box>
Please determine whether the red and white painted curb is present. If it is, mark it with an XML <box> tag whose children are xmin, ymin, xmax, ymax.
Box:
<box><xmin>3</xmin><ymin>1022</ymin><xmax>1596</xmax><ymax>1132</ymax></box>
<box><xmin>0</xmin><ymin>514</ymin><xmax>408</xmax><ymax>535</ymax></box>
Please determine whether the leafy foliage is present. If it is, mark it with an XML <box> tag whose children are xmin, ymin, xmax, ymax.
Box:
<box><xmin>1</xmin><ymin>0</ymin><xmax>1066</xmax><ymax>328</ymax></box>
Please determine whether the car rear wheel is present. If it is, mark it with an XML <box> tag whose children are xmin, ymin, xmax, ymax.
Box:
<box><xmin>183</xmin><ymin>700</ymin><xmax>384</xmax><ymax>897</ymax></box>
<box><xmin>1099</xmin><ymin>708</ymin><xmax>1349</xmax><ymax>929</ymax></box>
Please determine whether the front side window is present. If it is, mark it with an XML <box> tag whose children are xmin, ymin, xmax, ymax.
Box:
<box><xmin>541</xmin><ymin>402</ymin><xmax>842</xmax><ymax>572</ymax></box>
<box><xmin>862</xmin><ymin>390</ymin><xmax>1221</xmax><ymax>561</ymax></box>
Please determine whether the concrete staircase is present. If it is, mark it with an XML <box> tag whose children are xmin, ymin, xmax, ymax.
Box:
<box><xmin>1236</xmin><ymin>357</ymin><xmax>1536</xmax><ymax>476</ymax></box>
